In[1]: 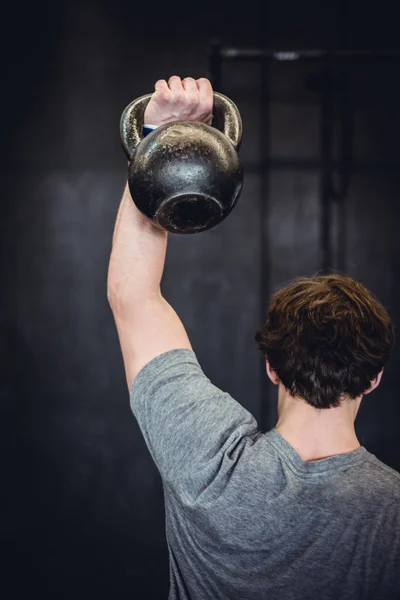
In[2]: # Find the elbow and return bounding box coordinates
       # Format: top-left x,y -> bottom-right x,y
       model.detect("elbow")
107,262 -> 135,314
107,275 -> 134,315
107,283 -> 163,319
107,286 -> 120,313
107,283 -> 136,317
107,287 -> 125,318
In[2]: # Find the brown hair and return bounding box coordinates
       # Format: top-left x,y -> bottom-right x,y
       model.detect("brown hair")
255,274 -> 395,409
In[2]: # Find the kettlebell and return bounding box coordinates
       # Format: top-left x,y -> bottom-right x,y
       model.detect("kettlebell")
120,92 -> 243,234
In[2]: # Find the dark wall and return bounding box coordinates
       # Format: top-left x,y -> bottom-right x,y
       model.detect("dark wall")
1,1 -> 399,598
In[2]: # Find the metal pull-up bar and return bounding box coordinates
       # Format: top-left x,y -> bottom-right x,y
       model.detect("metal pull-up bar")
209,41 -> 400,88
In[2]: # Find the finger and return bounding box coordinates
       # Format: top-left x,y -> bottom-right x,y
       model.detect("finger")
196,77 -> 213,104
168,75 -> 184,94
154,79 -> 169,93
182,77 -> 199,95
153,79 -> 171,103
196,77 -> 214,122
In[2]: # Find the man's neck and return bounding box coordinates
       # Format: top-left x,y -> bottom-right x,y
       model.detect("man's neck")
275,387 -> 362,463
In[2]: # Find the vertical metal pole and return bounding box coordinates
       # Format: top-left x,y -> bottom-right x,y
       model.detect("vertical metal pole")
336,0 -> 352,273
207,39 -> 222,91
258,0 -> 273,432
259,57 -> 273,432
336,77 -> 352,273
320,58 -> 334,272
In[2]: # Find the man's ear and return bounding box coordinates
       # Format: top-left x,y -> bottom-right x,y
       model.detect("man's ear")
266,361 -> 280,385
364,369 -> 384,395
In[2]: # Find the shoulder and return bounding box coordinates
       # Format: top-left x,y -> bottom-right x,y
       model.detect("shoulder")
362,452 -> 400,503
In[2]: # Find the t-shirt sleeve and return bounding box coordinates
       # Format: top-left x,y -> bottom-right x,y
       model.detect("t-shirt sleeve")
130,348 -> 259,485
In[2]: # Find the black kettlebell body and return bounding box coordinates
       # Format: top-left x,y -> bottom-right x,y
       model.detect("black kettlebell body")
120,92 -> 243,234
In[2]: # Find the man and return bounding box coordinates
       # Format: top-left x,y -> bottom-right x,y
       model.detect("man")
108,76 -> 400,600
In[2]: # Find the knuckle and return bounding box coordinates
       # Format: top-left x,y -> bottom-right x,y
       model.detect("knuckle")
186,94 -> 198,106
156,88 -> 170,102
173,91 -> 186,104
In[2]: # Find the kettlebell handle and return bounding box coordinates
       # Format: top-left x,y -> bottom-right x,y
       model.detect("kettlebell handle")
120,92 -> 242,160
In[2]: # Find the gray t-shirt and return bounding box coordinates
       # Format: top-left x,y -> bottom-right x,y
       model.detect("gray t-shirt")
130,349 -> 400,600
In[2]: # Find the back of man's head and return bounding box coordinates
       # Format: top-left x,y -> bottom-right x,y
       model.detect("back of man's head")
255,274 -> 395,409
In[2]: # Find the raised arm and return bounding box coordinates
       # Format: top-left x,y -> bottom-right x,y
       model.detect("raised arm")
107,76 -> 213,390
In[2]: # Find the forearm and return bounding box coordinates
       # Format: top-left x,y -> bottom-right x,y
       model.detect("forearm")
108,182 -> 168,314
107,77 -> 213,385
